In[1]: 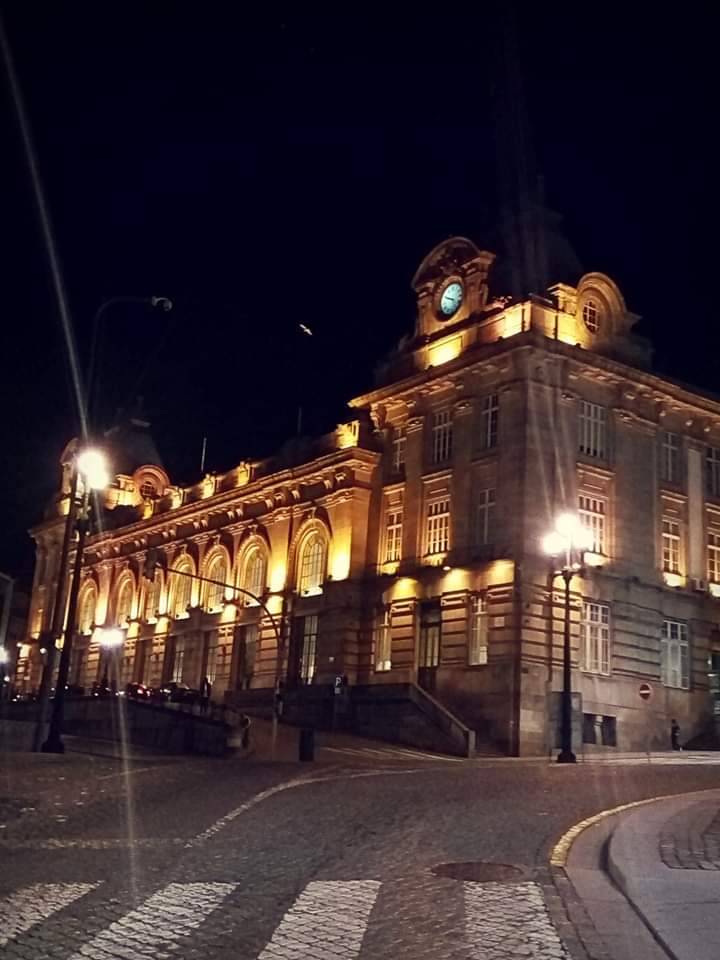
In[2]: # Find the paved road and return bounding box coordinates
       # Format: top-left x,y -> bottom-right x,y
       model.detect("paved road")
3,743 -> 720,959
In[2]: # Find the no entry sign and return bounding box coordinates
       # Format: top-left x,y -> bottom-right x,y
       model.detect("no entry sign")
639,683 -> 652,701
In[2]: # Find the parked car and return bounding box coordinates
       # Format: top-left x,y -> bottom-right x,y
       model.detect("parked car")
149,682 -> 200,705
125,682 -> 151,701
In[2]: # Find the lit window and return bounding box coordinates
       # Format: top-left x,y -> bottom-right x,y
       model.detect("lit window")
468,595 -> 488,665
475,488 -> 495,547
171,560 -> 193,618
662,519 -> 681,574
579,401 -> 607,459
660,432 -> 681,484
391,427 -> 406,474
139,479 -> 157,499
243,548 -> 267,602
709,532 -> 720,584
384,509 -> 403,563
426,498 -> 450,555
115,579 -> 133,626
206,556 -> 227,611
205,631 -> 218,683
172,636 -> 185,684
581,602 -> 610,674
374,608 -> 392,671
298,533 -> 327,595
661,620 -> 689,689
432,410 -> 453,464
707,447 -> 720,498
479,394 -> 499,451
582,299 -> 600,333
78,586 -> 96,635
145,573 -> 161,621
579,494 -> 606,554
297,614 -> 318,684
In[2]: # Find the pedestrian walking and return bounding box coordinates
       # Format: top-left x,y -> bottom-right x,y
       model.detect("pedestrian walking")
200,675 -> 212,715
671,718 -> 681,751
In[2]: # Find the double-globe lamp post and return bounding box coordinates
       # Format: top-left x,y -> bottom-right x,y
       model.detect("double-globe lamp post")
542,513 -> 592,764
39,448 -> 110,754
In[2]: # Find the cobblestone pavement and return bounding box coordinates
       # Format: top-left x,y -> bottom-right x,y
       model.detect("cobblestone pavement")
3,747 -> 720,958
659,797 -> 720,869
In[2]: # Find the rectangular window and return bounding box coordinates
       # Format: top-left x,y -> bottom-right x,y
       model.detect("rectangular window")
300,614 -> 318,685
205,632 -> 218,684
391,427 -> 406,474
662,518 -> 681,574
474,488 -> 496,547
426,498 -> 450,555
384,509 -> 403,563
432,410 -> 453,464
661,620 -> 689,689
709,531 -> 720,583
468,595 -> 488,665
479,394 -> 499,450
660,432 -> 681,484
374,608 -> 392,672
707,447 -> 720,498
579,401 -> 607,459
172,637 -> 185,683
579,494 -> 606,554
581,602 -> 610,674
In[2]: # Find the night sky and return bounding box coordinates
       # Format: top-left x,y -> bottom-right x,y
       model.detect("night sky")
1,4 -> 718,583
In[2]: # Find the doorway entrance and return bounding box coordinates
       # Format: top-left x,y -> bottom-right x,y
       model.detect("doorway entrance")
418,601 -> 440,694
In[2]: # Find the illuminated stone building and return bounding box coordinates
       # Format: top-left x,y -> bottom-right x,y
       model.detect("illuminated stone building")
21,237 -> 720,754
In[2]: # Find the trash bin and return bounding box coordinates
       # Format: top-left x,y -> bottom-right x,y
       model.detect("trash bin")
299,727 -> 315,762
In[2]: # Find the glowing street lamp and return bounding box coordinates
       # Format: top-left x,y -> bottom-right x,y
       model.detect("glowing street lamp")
39,447 -> 111,753
543,513 -> 591,764
98,628 -> 124,695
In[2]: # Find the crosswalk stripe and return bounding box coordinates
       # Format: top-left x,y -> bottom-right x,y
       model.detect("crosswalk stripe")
0,882 -> 98,946
66,882 -> 235,959
464,881 -> 568,958
257,879 -> 380,959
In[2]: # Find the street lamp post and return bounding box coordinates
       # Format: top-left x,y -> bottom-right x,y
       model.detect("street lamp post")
542,513 -> 592,764
40,448 -> 110,754
0,647 -> 9,701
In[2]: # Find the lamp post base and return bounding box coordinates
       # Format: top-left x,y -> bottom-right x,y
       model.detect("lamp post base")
557,749 -> 577,764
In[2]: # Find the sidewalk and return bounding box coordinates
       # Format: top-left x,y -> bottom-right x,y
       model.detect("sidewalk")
608,790 -> 720,960
563,788 -> 720,960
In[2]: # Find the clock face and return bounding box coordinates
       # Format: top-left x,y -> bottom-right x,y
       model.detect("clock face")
439,281 -> 463,318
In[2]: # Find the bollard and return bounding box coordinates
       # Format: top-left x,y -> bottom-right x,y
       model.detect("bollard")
299,727 -> 315,762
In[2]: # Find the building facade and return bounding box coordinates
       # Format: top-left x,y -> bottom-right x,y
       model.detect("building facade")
20,236 -> 720,754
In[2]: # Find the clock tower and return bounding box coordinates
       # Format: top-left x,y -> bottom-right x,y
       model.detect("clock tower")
412,236 -> 495,339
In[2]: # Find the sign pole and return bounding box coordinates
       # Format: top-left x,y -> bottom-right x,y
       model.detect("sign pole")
638,682 -> 653,763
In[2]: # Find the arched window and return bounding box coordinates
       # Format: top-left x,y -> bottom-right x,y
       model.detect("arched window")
144,573 -> 161,621
78,584 -> 96,635
139,479 -> 157,499
242,547 -> 267,603
298,532 -> 327,595
206,554 -> 228,611
171,558 -> 193,618
116,578 -> 133,626
582,299 -> 600,333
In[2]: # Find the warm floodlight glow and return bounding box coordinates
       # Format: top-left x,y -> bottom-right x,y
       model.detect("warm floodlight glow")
98,627 -> 123,649
542,531 -> 566,557
77,448 -> 110,490
0,648 -> 8,664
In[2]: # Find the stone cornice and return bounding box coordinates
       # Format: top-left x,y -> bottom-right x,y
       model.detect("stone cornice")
84,447 -> 380,552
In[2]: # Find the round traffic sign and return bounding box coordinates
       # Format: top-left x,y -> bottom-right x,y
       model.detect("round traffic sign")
639,682 -> 652,701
